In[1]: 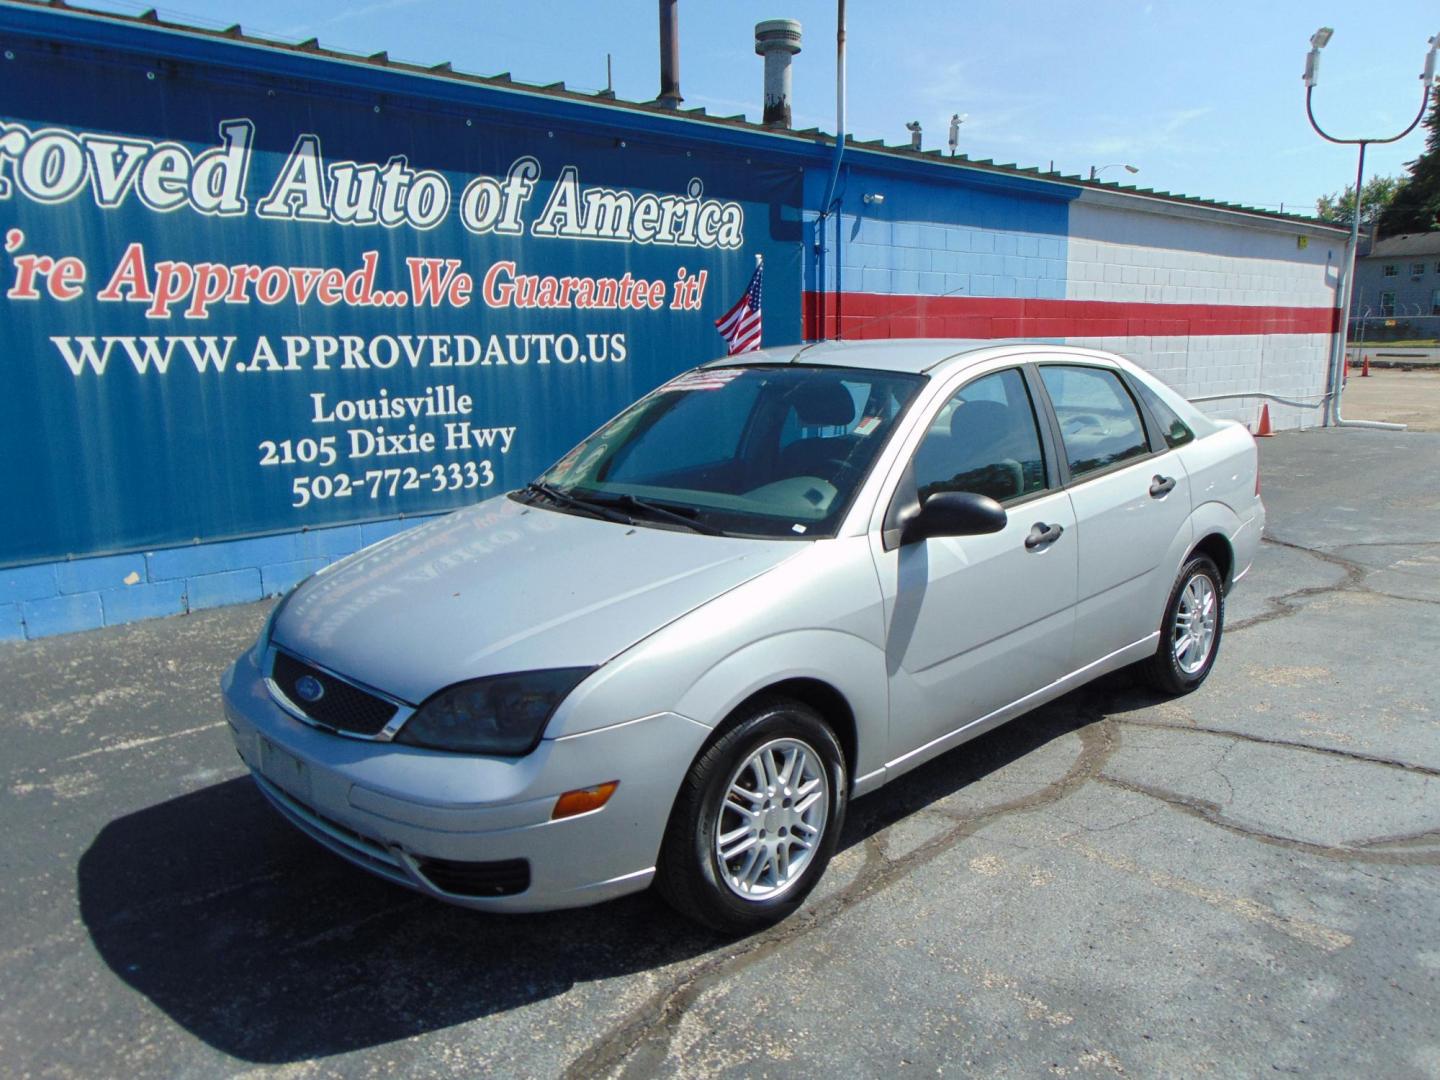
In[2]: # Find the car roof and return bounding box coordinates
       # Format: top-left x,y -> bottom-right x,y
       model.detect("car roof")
697,339 -> 1223,437
704,339 -> 1124,376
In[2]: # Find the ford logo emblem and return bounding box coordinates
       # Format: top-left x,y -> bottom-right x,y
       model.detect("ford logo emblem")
294,674 -> 325,703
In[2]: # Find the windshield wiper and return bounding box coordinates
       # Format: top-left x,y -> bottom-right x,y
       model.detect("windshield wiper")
605,493 -> 726,536
522,482 -> 632,525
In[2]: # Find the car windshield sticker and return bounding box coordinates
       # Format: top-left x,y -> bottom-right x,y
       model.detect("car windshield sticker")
854,415 -> 882,436
658,368 -> 746,392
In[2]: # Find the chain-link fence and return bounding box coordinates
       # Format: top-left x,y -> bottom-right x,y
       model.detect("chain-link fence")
1349,308 -> 1440,344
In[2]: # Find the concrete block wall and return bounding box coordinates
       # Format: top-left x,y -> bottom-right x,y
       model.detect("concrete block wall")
1065,197 -> 1341,431
802,166 -> 1074,340
839,217 -> 1067,311
0,517 -> 427,642
1063,239 -> 1332,308
803,166 -> 1344,436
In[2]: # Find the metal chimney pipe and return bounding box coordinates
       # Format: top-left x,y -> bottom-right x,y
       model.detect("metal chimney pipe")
658,0 -> 682,108
755,19 -> 802,128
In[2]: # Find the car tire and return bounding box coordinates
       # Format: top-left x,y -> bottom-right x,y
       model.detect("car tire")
655,697 -> 846,935
1144,554 -> 1225,695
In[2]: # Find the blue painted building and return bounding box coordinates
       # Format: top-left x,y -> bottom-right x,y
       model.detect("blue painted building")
0,0 -> 1346,639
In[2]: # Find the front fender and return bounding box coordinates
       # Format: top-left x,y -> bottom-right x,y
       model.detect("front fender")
669,628 -> 890,785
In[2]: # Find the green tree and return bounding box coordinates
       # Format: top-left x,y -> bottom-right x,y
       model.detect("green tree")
1378,97 -> 1440,234
1315,175 -> 1399,227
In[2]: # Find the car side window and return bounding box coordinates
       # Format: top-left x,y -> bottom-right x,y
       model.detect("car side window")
1040,365 -> 1150,478
911,368 -> 1047,504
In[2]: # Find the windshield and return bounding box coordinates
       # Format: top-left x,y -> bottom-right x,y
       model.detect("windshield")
530,365 -> 926,538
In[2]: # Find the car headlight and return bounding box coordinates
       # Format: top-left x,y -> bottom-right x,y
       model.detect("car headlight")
395,668 -> 595,755
249,602 -> 282,667
248,580 -> 306,667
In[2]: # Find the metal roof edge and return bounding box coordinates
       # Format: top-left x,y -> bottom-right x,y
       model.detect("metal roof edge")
0,0 -> 825,159
1074,186 -> 1349,237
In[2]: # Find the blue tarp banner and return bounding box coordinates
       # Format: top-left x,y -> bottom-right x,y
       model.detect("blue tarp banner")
0,25 -> 802,565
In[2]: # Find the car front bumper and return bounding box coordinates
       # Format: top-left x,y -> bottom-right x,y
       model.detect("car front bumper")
220,649 -> 710,913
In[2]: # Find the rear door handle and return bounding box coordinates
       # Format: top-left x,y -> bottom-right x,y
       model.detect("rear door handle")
1025,522 -> 1064,550
1149,474 -> 1176,498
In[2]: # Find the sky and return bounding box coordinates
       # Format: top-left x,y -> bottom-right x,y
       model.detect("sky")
74,0 -> 1440,216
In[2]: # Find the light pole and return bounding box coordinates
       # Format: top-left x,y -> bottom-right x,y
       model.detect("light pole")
1088,163 -> 1138,180
1304,26 -> 1438,427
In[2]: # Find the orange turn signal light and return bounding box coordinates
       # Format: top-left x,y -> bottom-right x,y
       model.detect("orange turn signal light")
551,781 -> 619,820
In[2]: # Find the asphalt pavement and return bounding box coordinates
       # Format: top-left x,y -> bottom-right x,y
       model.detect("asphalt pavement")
1341,368 -> 1440,431
2,427 -> 1438,1079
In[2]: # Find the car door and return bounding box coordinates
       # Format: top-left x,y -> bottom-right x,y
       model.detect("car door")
870,366 -> 1078,769
1036,363 -> 1192,666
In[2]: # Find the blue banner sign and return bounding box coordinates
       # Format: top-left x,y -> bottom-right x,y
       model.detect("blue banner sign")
0,28 -> 801,565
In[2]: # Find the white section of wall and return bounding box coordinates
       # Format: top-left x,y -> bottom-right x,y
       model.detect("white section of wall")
1067,204 -> 1338,307
1066,198 -> 1341,431
1066,332 -> 1332,431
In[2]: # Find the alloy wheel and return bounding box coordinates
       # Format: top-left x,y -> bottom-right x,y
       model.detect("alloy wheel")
1173,573 -> 1218,675
714,737 -> 829,900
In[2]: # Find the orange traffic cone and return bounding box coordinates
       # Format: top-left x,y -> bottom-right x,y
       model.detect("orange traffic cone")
1361,355 -> 1371,377
1343,358 -> 1350,383
1255,402 -> 1274,438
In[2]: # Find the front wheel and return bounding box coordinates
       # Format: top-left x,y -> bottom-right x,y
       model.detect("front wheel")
656,698 -> 846,934
1144,554 -> 1224,695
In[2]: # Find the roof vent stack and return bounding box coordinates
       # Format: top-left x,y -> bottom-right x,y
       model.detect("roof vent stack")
657,0 -> 682,108
755,19 -> 802,128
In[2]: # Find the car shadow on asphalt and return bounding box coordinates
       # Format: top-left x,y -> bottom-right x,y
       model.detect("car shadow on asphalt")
76,673 -> 1154,1064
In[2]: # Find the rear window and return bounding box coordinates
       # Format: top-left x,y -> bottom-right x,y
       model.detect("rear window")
1131,378 -> 1195,449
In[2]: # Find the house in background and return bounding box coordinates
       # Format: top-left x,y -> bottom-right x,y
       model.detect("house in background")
1350,232 -> 1440,340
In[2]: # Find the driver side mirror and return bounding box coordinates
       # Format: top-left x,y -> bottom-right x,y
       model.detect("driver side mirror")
900,491 -> 1008,545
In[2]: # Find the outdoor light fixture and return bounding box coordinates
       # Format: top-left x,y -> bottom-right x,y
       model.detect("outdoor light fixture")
1303,26 -> 1333,88
863,192 -> 885,205
906,120 -> 921,150
1303,25 -> 1435,429
1088,163 -> 1139,180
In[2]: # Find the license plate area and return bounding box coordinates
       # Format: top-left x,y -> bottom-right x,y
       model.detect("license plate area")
260,737 -> 312,803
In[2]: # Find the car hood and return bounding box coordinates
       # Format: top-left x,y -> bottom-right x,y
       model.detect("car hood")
271,495 -> 799,703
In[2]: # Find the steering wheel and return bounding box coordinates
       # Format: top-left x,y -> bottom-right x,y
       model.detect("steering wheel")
823,457 -> 863,481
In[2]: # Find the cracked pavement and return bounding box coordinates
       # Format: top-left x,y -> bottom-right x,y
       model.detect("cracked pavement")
2,427 -> 1438,1078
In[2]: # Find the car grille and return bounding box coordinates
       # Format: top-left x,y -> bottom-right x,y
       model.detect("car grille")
413,856 -> 531,897
271,650 -> 398,736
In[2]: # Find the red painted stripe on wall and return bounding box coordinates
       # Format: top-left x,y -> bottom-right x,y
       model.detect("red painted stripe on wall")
801,292 -> 1341,341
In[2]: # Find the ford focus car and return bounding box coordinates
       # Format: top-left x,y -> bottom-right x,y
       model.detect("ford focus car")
221,340 -> 1263,933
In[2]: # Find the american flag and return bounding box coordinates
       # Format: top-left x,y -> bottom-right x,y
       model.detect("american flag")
714,259 -> 763,355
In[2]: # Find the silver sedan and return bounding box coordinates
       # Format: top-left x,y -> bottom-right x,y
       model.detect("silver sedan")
221,341 -> 1263,933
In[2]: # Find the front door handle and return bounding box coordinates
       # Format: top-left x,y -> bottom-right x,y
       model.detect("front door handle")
1025,522 -> 1064,550
1149,474 -> 1176,498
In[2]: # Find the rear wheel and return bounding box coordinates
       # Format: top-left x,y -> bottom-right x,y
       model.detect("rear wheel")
656,697 -> 845,934
1144,554 -> 1224,695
